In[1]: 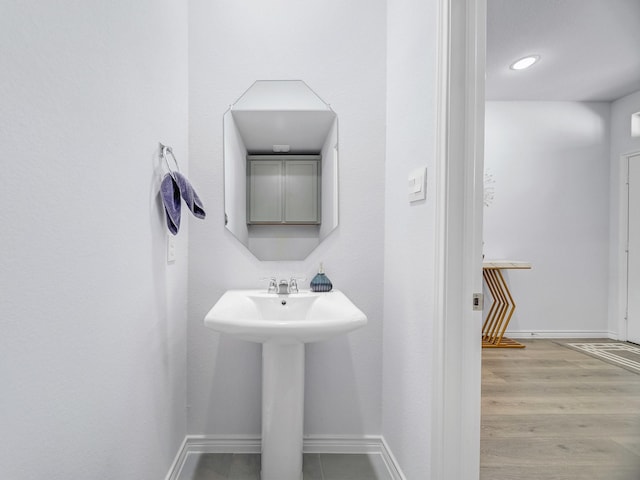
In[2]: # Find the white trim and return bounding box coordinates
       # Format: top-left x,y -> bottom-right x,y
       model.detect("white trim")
178,434 -> 262,453
431,0 -> 448,471
303,435 -> 406,480
164,435 -> 406,480
431,0 -> 450,473
617,153 -> 630,341
608,330 -> 623,341
617,151 -> 640,342
432,0 -> 485,479
164,436 -> 188,480
302,434 -> 392,454
380,436 -> 407,480
164,435 -> 263,480
506,330 -> 614,339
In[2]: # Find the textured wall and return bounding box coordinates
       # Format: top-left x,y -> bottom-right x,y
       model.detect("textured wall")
187,0 -> 386,436
382,0 -> 440,477
484,101 -> 611,336
0,2 -> 189,478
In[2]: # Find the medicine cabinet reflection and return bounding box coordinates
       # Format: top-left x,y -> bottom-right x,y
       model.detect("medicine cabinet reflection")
223,80 -> 339,260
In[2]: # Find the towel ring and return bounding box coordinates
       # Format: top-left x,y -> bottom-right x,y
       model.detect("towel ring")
160,143 -> 180,179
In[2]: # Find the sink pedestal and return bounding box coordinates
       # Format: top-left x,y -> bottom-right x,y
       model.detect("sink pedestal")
261,342 -> 305,480
204,289 -> 368,480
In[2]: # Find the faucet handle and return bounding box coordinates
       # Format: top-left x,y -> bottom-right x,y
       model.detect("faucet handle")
288,276 -> 306,294
260,277 -> 278,293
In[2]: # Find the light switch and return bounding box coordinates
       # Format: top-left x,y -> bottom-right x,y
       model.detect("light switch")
408,167 -> 427,202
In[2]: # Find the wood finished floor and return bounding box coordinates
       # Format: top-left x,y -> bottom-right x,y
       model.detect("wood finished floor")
481,339 -> 640,480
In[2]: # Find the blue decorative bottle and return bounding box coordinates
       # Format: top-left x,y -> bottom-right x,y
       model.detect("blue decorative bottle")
310,262 -> 333,292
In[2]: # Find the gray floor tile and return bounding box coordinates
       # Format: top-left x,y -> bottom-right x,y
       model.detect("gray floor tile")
228,454 -> 260,480
181,452 -> 393,480
302,453 -> 323,480
320,453 -> 390,480
190,453 -> 232,480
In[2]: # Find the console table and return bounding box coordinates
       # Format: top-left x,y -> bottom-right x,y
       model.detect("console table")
482,261 -> 532,348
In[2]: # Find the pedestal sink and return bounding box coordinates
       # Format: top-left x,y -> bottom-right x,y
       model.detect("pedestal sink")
204,289 -> 367,480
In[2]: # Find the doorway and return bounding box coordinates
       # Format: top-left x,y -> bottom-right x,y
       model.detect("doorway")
626,153 -> 640,343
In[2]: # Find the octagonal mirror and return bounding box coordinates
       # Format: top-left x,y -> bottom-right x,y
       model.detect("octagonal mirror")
223,80 -> 339,260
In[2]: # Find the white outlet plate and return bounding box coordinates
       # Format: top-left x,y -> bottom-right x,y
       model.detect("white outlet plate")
167,234 -> 176,263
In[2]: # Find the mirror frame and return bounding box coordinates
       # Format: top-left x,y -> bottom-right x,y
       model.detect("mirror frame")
223,80 -> 339,260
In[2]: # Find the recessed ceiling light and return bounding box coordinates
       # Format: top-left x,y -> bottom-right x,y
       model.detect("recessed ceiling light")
510,55 -> 540,71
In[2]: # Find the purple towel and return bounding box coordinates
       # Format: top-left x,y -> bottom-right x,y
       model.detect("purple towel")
160,171 -> 206,235
161,174 -> 181,235
174,171 -> 206,219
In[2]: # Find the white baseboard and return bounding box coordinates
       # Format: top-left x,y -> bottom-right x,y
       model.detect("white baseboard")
302,435 -> 405,480
164,436 -> 188,480
165,434 -> 406,480
608,331 -> 622,341
379,436 -> 406,480
506,330 -> 613,339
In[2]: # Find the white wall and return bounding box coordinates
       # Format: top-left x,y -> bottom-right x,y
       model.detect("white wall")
609,90 -> 640,336
0,3 -> 189,479
188,0 -> 386,437
382,0 -> 440,477
484,102 -> 610,336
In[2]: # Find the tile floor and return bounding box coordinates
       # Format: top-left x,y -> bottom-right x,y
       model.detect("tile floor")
178,452 -> 392,480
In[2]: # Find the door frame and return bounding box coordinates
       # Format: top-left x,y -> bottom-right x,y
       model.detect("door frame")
617,151 -> 640,341
431,0 -> 486,478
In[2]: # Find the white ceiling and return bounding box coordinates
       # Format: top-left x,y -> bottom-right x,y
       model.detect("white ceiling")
232,110 -> 336,154
231,81 -> 336,154
486,0 -> 640,101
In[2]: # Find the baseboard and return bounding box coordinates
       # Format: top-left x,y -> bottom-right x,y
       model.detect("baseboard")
379,436 -> 407,480
607,331 -> 622,340
164,436 -> 188,480
165,434 -> 406,480
506,330 -> 612,339
302,435 -> 406,480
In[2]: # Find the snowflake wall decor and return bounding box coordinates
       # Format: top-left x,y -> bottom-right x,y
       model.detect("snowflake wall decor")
484,170 -> 495,207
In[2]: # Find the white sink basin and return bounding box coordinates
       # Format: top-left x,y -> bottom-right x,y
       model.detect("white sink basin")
204,289 -> 367,344
204,288 -> 366,480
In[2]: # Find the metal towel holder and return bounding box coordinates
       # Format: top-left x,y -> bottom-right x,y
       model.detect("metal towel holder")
160,143 -> 180,180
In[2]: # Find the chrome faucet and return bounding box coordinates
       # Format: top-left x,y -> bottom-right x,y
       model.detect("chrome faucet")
265,277 -> 278,294
284,277 -> 305,294
263,276 -> 305,294
277,279 -> 290,294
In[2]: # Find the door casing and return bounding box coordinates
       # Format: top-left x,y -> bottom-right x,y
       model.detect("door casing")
431,0 -> 485,478
618,152 -> 640,342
